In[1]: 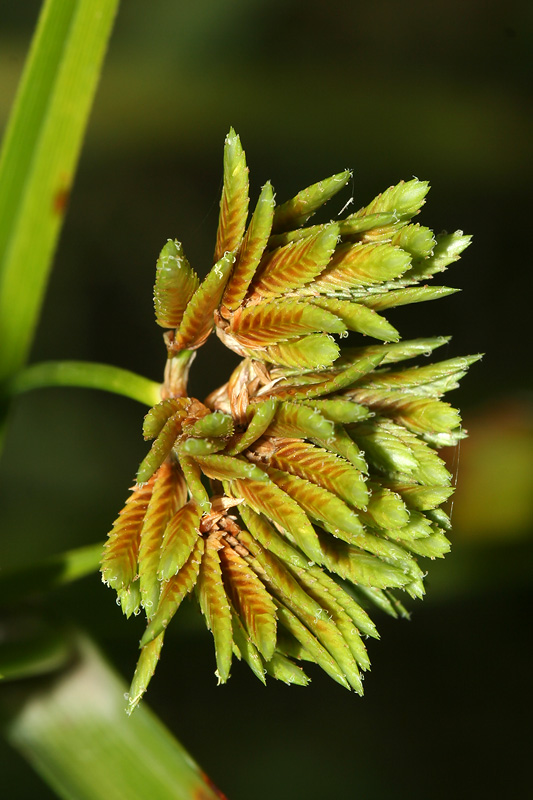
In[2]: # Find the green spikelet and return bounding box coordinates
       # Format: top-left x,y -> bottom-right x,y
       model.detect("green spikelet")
102,130 -> 478,706
272,170 -> 351,232
197,535 -> 233,683
214,128 -> 249,262
153,239 -> 199,329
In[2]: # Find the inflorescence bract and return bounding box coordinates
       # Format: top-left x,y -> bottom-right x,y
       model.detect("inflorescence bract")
101,129 -> 479,712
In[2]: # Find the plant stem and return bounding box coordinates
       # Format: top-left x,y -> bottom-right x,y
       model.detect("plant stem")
7,361 -> 161,407
0,633 -> 227,800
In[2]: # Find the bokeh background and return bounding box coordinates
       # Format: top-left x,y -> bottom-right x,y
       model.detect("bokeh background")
1,1 -> 532,797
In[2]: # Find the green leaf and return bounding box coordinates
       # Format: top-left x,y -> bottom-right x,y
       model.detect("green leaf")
261,352 -> 384,402
400,530 -> 451,559
197,536 -> 233,683
309,571 -> 379,639
338,211 -> 399,236
237,504 -> 309,569
390,421 -> 452,486
261,331 -> 353,369
311,297 -> 399,342
153,239 -> 199,329
251,224 -> 339,298
222,181 -> 275,311
175,250 -> 235,350
0,0 -> 119,386
229,298 -> 345,346
238,506 -> 374,639
158,500 -> 202,581
426,507 -> 452,531
272,170 -> 351,232
346,388 -> 462,435
214,127 -> 249,262
349,419 -> 419,476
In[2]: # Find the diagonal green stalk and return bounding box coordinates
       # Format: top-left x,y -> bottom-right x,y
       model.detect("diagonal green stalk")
6,361 -> 161,407
0,0 -> 120,385
0,633 -> 226,800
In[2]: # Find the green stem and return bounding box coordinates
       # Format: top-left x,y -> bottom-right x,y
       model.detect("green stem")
7,360 -> 161,407
0,0 -> 120,384
0,633 -> 226,800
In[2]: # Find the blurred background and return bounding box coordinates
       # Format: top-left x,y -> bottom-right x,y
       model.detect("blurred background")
1,1 -> 532,797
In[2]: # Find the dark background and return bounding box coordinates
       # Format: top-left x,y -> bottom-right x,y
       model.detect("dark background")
1,1 -> 532,797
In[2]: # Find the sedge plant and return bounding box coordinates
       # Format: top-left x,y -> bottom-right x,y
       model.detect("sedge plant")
0,4 -> 478,796
101,129 -> 480,712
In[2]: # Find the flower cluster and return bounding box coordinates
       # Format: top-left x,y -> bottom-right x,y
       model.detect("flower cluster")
101,129 -> 478,711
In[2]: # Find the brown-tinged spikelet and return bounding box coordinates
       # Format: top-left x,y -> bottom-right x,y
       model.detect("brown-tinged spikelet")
101,130 -> 480,713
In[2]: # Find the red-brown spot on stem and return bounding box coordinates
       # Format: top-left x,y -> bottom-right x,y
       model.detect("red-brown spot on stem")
53,186 -> 71,215
194,771 -> 228,800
